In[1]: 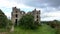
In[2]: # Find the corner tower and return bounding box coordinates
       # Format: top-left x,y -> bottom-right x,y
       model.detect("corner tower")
11,7 -> 25,26
11,7 -> 20,25
32,9 -> 40,23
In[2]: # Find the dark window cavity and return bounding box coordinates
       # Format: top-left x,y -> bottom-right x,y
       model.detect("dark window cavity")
15,19 -> 17,25
15,14 -> 18,18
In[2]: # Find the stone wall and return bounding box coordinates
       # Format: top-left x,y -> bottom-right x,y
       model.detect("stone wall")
11,7 -> 41,25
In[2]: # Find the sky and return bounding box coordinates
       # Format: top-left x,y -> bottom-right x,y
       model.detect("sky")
0,0 -> 60,21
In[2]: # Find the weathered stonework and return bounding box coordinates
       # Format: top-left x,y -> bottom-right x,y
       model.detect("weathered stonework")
11,7 -> 41,25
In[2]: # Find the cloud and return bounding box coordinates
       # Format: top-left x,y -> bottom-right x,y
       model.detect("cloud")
16,0 -> 60,12
21,0 -> 47,8
41,11 -> 60,21
0,0 -> 60,21
0,0 -> 39,18
21,0 -> 60,8
45,0 -> 60,8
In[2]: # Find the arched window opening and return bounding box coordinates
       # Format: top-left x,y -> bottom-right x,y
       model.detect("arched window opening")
37,15 -> 38,18
15,14 -> 18,18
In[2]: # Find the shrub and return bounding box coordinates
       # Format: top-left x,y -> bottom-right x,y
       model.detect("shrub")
18,14 -> 39,30
0,9 -> 12,29
0,9 -> 8,28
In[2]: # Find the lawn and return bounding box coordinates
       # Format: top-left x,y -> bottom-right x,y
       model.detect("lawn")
8,24 -> 56,34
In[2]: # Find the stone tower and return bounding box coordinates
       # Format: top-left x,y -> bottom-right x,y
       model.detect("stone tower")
11,7 -> 40,25
11,7 -> 25,25
32,9 -> 40,23
27,9 -> 40,23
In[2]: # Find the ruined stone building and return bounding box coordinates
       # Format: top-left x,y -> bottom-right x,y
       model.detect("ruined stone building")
11,7 -> 40,25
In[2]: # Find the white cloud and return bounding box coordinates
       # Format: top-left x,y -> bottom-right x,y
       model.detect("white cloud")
0,0 -> 38,19
43,11 -> 60,17
1,0 -> 60,21
0,0 -> 36,9
41,11 -> 60,21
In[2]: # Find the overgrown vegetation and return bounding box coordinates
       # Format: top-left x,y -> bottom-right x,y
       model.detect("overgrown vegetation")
0,9 -> 8,28
0,9 -> 12,31
41,20 -> 60,34
18,14 -> 39,30
8,24 -> 56,34
0,9 -> 60,34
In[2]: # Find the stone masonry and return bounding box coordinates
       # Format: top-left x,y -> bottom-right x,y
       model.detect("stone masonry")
11,7 -> 40,25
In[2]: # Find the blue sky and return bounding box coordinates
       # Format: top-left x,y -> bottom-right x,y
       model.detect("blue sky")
0,0 -> 60,21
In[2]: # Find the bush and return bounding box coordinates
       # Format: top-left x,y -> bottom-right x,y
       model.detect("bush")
6,20 -> 13,31
18,14 -> 39,30
0,9 -> 8,28
0,9 -> 12,29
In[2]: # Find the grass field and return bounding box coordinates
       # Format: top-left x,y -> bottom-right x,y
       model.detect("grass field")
8,24 -> 56,34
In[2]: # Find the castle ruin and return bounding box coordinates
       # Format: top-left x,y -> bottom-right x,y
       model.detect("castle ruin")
11,7 -> 40,25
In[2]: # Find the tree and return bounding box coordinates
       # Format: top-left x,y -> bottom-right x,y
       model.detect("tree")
54,20 -> 60,34
0,9 -> 7,28
18,14 -> 39,29
0,9 -> 12,28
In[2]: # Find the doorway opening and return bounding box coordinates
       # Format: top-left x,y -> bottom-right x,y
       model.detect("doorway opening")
15,19 -> 17,26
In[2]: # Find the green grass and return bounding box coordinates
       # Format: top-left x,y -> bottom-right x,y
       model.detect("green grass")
0,28 -> 8,32
8,24 -> 56,34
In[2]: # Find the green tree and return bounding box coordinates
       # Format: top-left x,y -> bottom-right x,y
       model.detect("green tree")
18,14 -> 39,29
54,20 -> 60,34
0,9 -> 8,28
0,9 -> 12,28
